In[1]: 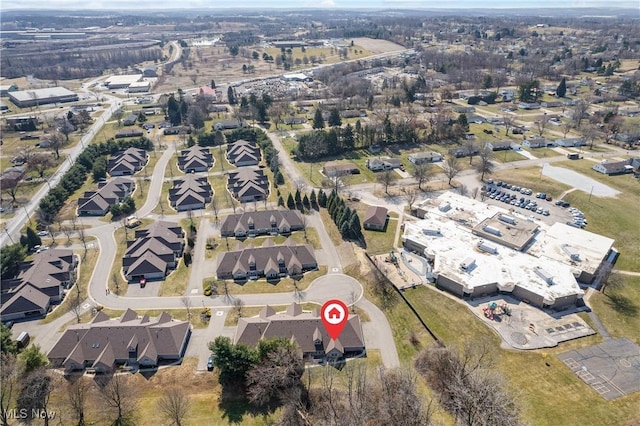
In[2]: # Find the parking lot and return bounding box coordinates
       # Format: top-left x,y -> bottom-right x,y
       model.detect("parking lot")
481,179 -> 574,226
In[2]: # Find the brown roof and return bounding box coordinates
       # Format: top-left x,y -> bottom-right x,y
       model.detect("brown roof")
47,310 -> 190,370
220,209 -> 304,237
234,303 -> 364,355
363,206 -> 388,227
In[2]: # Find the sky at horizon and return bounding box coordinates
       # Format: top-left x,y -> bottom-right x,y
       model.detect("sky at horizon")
1,0 -> 638,11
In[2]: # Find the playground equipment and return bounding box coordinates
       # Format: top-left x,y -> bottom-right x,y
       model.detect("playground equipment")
483,302 -> 512,320
385,250 -> 399,267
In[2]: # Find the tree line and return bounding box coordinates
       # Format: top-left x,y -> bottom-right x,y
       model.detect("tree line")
37,137 -> 152,225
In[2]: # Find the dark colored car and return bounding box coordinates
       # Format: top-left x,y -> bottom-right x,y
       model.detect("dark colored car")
207,354 -> 214,371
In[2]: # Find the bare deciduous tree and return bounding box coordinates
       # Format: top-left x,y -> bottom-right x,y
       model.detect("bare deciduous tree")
412,163 -> 432,191
69,291 -> 82,324
377,170 -> 394,194
232,297 -> 245,318
1,353 -> 22,426
181,296 -> 192,320
97,373 -> 137,426
66,376 -> 92,426
535,113 -> 550,136
476,147 -> 496,182
502,113 -> 514,136
157,387 -> 190,426
443,155 -> 461,186
17,368 -> 55,426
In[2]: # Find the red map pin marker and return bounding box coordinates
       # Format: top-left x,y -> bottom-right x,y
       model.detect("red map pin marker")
321,299 -> 349,341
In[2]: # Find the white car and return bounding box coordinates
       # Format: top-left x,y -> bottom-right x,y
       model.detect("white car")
37,231 -> 48,237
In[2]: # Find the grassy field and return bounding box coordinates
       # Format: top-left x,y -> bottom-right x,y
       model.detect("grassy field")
522,146 -> 559,158
402,285 -> 639,426
495,149 -> 528,163
589,276 -> 640,345
554,159 -> 640,272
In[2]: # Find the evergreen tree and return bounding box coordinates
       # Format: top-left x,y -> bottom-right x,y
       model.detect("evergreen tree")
227,87 -> 236,105
318,189 -> 327,207
23,227 -> 41,251
310,189 -> 318,209
211,79 -> 216,89
340,221 -> 350,238
349,212 -> 363,241
457,113 -> 469,131
278,196 -> 285,207
302,194 -> 310,211
294,189 -> 302,208
328,108 -> 342,127
275,171 -> 284,185
287,193 -> 295,210
343,124 -> 355,149
327,196 -> 336,216
312,108 -> 325,129
556,77 -> 567,98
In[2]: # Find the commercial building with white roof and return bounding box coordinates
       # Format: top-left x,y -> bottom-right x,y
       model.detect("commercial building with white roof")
105,74 -> 142,89
8,87 -> 78,108
403,193 -> 617,310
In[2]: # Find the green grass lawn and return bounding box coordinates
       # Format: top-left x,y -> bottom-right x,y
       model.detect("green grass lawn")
522,146 -> 559,158
402,285 -> 639,426
495,149 -> 528,163
555,160 -> 640,271
589,276 -> 640,345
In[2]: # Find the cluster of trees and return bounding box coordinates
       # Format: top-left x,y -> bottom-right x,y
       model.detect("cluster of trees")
321,189 -> 364,244
38,137 -> 151,224
414,342 -> 522,426
209,336 -> 436,425
1,42 -> 162,80
108,197 -> 136,219
282,188 -> 312,212
295,128 -> 353,161
467,92 -> 499,105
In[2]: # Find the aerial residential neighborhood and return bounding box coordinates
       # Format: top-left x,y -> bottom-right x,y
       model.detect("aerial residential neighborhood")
0,4 -> 639,426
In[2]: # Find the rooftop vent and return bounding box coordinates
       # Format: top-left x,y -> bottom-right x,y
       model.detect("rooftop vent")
483,225 -> 502,236
534,267 -> 554,285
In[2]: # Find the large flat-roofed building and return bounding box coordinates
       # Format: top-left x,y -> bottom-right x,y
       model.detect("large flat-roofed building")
472,213 -> 539,251
528,223 -> 617,284
105,74 -> 142,89
8,87 -> 78,108
402,193 -> 616,310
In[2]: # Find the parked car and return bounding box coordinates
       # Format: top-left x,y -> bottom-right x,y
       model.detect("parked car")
207,354 -> 215,371
37,230 -> 48,236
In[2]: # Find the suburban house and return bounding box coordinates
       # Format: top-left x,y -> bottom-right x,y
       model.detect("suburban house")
208,105 -> 228,113
592,159 -> 635,175
449,146 -> 481,158
168,175 -> 213,211
196,86 -> 218,100
341,109 -> 367,118
0,250 -> 77,321
177,146 -> 214,173
408,152 -> 443,164
227,168 -> 270,202
216,238 -> 317,280
555,137 -> 586,147
366,157 -> 401,171
214,119 -> 246,131
47,309 -> 191,373
485,141 -> 512,151
220,210 -> 304,238
0,166 -> 26,185
234,303 -> 365,363
115,129 -> 144,139
122,222 -> 184,282
77,178 -> 136,216
107,148 -> 147,176
363,206 -> 389,231
523,137 -> 548,148
518,102 -> 541,110
227,139 -> 262,167
163,126 -> 192,135
284,117 -> 306,125
322,162 -> 360,178
123,114 -> 138,126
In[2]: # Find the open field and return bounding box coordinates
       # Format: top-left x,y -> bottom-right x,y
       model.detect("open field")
589,276 -> 640,345
403,284 -> 639,426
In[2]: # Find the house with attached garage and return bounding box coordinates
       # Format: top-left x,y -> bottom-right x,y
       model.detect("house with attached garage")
107,148 -> 147,176
0,249 -> 77,321
322,161 -> 360,177
555,137 -> 585,147
366,157 -> 401,171
168,175 -> 213,211
227,168 -> 270,202
234,303 -> 365,363
592,159 -> 635,175
408,152 -> 442,164
226,139 -> 262,167
122,222 -> 184,282
220,209 -> 304,238
177,146 -> 214,173
363,206 -> 388,231
47,309 -> 191,373
216,238 -> 317,281
77,178 -> 135,216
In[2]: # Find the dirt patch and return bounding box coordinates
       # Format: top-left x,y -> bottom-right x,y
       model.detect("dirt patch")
351,37 -> 406,54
